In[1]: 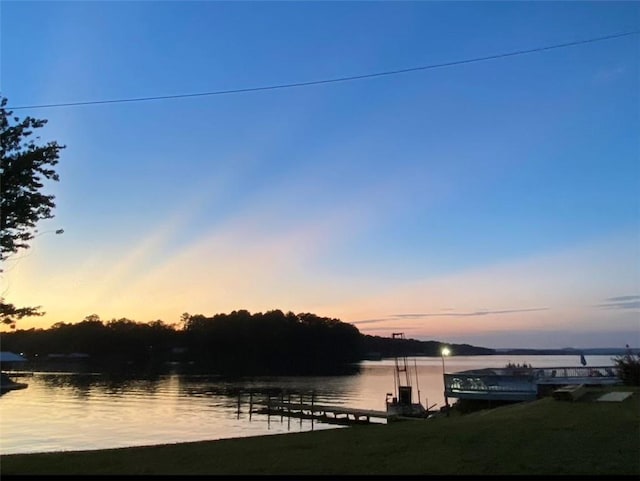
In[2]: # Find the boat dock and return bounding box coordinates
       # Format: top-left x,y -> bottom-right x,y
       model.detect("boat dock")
255,399 -> 388,424
237,391 -> 390,425
444,365 -> 619,402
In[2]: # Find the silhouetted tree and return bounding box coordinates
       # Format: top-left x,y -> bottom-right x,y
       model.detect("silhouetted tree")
1,96 -> 65,327
178,310 -> 361,375
0,309 -> 495,375
613,351 -> 640,386
0,301 -> 43,328
359,334 -> 494,357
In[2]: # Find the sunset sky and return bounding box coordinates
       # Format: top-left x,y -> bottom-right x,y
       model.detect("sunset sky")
1,1 -> 638,349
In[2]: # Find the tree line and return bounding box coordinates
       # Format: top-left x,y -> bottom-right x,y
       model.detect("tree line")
0,310 -> 494,375
0,95 -> 495,374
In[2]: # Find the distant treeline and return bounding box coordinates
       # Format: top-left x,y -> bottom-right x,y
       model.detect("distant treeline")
0,310 -> 494,375
359,334 -> 494,358
496,348 -> 640,356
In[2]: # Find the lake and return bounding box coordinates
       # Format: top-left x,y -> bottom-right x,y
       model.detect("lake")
0,354 -> 616,455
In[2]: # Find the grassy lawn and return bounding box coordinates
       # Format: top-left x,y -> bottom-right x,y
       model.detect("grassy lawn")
2,386 -> 638,475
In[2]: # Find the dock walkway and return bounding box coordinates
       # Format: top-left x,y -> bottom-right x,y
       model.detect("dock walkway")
252,398 -> 388,424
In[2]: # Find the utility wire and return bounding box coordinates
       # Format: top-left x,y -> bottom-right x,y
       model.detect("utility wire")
8,29 -> 639,111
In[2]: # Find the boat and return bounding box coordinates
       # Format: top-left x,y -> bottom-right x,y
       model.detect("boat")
385,333 -> 429,419
0,371 -> 28,393
0,352 -> 29,393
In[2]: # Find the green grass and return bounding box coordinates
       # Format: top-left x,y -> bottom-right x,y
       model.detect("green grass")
2,386 -> 638,475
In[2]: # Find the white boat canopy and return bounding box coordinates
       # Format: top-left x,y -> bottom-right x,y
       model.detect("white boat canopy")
0,352 -> 27,362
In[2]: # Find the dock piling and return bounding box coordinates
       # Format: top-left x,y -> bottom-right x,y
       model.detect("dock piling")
280,391 -> 284,423
267,393 -> 271,429
300,392 -> 303,427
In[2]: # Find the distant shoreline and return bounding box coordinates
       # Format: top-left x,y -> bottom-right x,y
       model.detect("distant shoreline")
491,348 -> 639,356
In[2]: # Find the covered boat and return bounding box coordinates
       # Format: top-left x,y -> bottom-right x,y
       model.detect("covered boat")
0,371 -> 28,393
0,351 -> 29,393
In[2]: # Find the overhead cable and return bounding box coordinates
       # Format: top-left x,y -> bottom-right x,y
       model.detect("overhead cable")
7,29 -> 639,111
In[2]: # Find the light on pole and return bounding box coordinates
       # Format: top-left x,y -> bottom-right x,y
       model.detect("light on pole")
441,346 -> 450,414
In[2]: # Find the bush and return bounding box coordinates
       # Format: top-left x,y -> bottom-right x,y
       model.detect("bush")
613,352 -> 640,386
452,398 -> 520,414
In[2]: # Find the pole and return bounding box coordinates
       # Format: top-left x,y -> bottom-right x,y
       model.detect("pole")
441,352 -> 450,416
267,394 -> 271,429
414,359 -> 421,406
280,391 -> 284,423
311,391 -> 315,430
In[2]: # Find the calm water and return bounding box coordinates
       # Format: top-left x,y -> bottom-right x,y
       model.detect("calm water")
0,355 -> 616,454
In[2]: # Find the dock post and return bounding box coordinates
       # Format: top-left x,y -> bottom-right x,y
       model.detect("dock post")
280,391 -> 284,423
237,392 -> 241,419
267,393 -> 271,429
311,391 -> 315,430
249,391 -> 253,421
300,392 -> 303,427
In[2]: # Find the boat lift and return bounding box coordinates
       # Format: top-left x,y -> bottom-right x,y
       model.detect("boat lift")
385,333 -> 430,418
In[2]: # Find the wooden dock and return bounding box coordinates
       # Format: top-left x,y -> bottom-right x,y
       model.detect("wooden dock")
251,397 -> 388,424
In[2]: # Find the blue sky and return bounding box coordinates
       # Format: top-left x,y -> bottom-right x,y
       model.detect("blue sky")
1,1 -> 638,349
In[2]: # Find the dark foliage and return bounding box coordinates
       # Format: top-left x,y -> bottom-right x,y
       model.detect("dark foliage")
1,315 -> 178,373
0,311 -> 362,375
182,310 -> 361,375
452,398 -> 520,414
0,310 -> 495,375
0,310 -> 494,376
359,334 -> 495,358
0,96 -> 65,327
0,301 -> 44,326
613,352 -> 640,386
505,362 -> 532,369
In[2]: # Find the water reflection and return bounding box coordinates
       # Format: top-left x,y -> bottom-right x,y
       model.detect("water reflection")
0,371 -> 360,455
0,355 -> 615,455
37,373 -> 168,399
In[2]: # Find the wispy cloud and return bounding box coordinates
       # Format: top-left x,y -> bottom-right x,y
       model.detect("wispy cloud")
605,295 -> 640,302
594,66 -> 627,84
596,295 -> 640,310
352,307 -> 549,325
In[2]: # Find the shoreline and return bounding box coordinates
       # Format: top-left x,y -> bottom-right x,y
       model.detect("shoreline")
2,386 -> 638,475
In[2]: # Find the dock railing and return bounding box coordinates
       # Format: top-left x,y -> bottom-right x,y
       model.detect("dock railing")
236,389 -> 388,426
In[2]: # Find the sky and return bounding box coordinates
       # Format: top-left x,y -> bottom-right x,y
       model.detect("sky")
0,1 -> 638,349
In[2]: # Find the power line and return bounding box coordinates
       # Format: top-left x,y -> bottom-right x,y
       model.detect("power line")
8,29 -> 639,111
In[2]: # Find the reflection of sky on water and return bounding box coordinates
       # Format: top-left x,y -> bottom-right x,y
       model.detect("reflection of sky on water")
0,372 -> 353,455
0,355 -> 616,454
